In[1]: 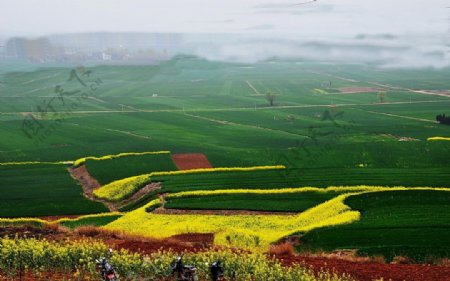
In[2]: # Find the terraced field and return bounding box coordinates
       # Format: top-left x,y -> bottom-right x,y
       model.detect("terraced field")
0,163 -> 107,217
84,152 -> 177,185
299,190 -> 450,262
165,191 -> 345,212
153,167 -> 450,193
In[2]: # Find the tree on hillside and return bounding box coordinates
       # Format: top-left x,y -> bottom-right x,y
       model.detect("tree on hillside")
266,91 -> 276,106
377,91 -> 387,103
436,114 -> 450,125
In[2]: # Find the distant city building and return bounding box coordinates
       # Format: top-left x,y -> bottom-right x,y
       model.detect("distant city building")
5,37 -> 53,62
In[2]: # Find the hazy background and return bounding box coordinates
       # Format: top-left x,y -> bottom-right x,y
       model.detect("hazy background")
0,0 -> 449,67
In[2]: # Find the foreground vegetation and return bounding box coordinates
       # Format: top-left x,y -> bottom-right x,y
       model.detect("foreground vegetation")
0,237 -> 352,281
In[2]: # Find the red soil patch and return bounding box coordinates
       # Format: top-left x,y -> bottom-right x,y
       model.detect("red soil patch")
39,215 -> 81,221
338,87 -> 385,94
171,153 -> 212,170
102,233 -> 214,255
106,237 -> 211,255
278,255 -> 450,281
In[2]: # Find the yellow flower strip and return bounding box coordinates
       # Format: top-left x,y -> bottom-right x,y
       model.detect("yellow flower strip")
93,165 -> 286,201
0,218 -> 48,228
105,192 -> 359,251
73,150 -> 171,166
93,175 -> 151,202
0,213 -> 123,228
0,161 -> 73,166
166,185 -> 450,198
427,136 -> 450,141
56,212 -> 122,224
106,186 -> 450,251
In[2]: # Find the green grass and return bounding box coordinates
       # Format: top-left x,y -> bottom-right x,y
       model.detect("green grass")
165,191 -> 343,212
0,164 -> 108,217
85,153 -> 177,185
154,167 -> 450,193
299,190 -> 450,262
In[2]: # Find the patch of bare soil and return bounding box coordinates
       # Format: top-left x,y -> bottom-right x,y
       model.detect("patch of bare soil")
338,87 -> 385,93
278,254 -> 450,281
68,165 -> 116,211
380,133 -> 420,141
115,182 -> 161,209
171,153 -> 213,170
39,215 -> 81,221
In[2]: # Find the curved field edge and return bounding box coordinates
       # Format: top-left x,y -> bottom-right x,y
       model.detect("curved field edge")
0,151 -> 171,166
73,151 -> 171,166
104,186 -> 450,251
0,212 -> 122,228
0,237 -> 352,281
298,189 -> 450,262
93,165 -> 286,202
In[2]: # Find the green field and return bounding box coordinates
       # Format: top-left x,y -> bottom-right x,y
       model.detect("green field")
153,167 -> 450,194
165,191 -> 344,212
0,164 -> 107,217
299,190 -> 450,262
85,153 -> 177,185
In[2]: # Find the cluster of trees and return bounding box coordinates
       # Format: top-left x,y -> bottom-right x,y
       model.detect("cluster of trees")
436,114 -> 450,125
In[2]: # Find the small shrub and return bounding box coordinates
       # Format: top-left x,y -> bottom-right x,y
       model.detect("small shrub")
269,242 -> 295,256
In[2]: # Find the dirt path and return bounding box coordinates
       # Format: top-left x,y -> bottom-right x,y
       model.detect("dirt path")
352,107 -> 435,123
184,112 -> 308,138
245,80 -> 264,96
106,128 -> 153,140
69,165 -> 162,211
308,71 -> 360,83
115,182 -> 161,209
68,165 -> 117,211
3,99 -> 450,116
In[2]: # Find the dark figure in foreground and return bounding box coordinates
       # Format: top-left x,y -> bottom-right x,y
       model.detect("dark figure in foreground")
171,255 -> 198,281
210,260 -> 225,281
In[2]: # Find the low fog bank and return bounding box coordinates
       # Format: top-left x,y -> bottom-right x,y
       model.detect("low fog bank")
186,34 -> 450,69
1,32 -> 448,69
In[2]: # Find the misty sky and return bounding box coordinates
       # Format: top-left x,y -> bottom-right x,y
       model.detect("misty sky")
0,0 -> 448,37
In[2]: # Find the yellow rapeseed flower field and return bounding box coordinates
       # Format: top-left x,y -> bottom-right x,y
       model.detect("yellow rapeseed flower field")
94,165 -> 286,201
105,192 -> 360,251
105,186 -> 450,251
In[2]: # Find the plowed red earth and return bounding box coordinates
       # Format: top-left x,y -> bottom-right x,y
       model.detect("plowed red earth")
171,153 -> 212,170
278,255 -> 450,281
105,233 -> 214,254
